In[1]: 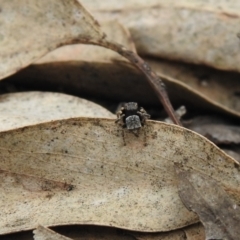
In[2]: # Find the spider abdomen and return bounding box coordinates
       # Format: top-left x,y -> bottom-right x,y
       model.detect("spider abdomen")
125,115 -> 142,130
116,102 -> 150,130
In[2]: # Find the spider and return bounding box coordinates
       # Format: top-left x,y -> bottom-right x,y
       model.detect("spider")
116,102 -> 150,130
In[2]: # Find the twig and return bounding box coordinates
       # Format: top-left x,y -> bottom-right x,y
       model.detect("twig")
96,40 -> 182,126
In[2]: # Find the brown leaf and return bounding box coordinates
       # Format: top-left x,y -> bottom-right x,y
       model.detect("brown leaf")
7,56 -> 240,120
147,59 -> 240,118
4,60 -> 146,105
3,20 -> 148,107
0,119 -> 239,234
1,0 -> 178,124
34,225 -> 73,240
3,20 -> 147,112
82,0 -> 240,71
0,0 -> 105,80
0,92 -> 114,131
79,0 -> 240,14
176,167 -> 240,240
36,21 -> 136,64
183,223 -> 205,240
7,59 -> 240,119
184,116 -> 240,145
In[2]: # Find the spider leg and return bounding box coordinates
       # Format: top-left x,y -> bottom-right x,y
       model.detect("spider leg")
115,112 -> 125,125
115,107 -> 125,121
137,108 -> 150,125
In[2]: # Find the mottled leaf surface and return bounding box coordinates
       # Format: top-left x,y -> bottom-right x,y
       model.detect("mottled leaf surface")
0,92 -> 114,131
148,59 -> 240,118
82,0 -> 240,71
0,0 -> 105,80
176,168 -> 240,240
0,119 -> 239,234
36,21 -> 136,64
184,116 -> 240,145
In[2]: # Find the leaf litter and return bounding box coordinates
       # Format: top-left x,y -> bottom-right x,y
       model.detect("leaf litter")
1,0 -> 240,239
183,116 -> 240,145
0,0 -> 180,124
0,118 -> 239,235
148,59 -> 240,118
176,167 -> 240,240
81,0 -> 240,72
0,91 -> 114,132
6,23 -> 240,120
36,20 -> 137,64
0,0 -> 106,80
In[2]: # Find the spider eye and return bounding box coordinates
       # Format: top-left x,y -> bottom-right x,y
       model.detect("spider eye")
124,102 -> 138,111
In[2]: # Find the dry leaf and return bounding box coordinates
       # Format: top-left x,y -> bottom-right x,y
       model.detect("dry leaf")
79,0 -> 240,14
34,225 -> 73,240
0,0 -> 105,80
6,47 -> 240,119
147,59 -> 240,118
4,60 -> 146,105
0,92 -> 114,131
82,0 -> 240,71
184,116 -> 240,145
5,9 -> 235,119
36,21 -> 136,64
3,20 -> 149,108
183,223 -> 205,240
176,167 -> 240,240
6,60 -> 240,119
1,1 -> 179,124
0,119 -> 239,234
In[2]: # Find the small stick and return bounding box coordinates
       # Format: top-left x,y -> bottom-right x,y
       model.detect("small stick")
95,40 -> 182,126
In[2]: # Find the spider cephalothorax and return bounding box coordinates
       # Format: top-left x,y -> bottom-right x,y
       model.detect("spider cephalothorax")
116,102 -> 150,130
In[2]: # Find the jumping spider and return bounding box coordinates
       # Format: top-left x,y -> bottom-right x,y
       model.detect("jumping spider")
116,102 -> 150,130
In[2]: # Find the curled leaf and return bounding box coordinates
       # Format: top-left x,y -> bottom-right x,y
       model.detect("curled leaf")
0,0 -> 105,80
36,20 -> 136,63
148,59 -> 240,118
82,0 -> 240,71
0,91 -> 114,131
184,116 -> 240,145
176,167 -> 240,240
